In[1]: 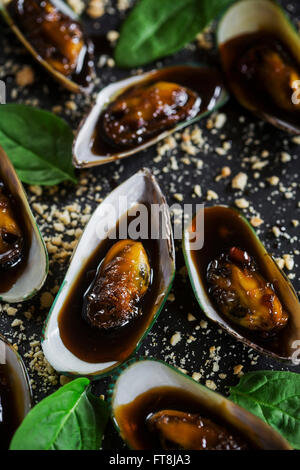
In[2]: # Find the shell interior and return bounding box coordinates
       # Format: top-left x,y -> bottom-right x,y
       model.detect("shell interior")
0,146 -> 48,303
0,334 -> 32,427
42,168 -> 175,378
73,65 -> 229,168
109,358 -> 291,450
218,0 -> 300,46
217,0 -> 300,133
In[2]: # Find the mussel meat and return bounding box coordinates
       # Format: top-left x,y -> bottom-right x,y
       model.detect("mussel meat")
207,247 -> 289,334
0,146 -> 48,302
99,81 -> 201,150
147,409 -> 249,450
183,205 -> 300,361
82,239 -> 151,331
73,65 -> 228,168
218,0 -> 300,134
2,0 -> 94,92
235,37 -> 300,113
110,359 -> 291,449
0,181 -> 24,271
11,0 -> 86,76
43,169 -> 175,377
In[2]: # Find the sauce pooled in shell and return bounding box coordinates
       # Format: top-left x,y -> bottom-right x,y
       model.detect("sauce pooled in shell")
82,239 -> 151,331
147,409 -> 248,450
114,386 -> 252,450
90,66 -> 225,156
0,336 -> 32,450
99,80 -> 201,149
220,32 -> 300,132
0,181 -> 24,271
207,246 -> 288,334
236,39 -> 300,113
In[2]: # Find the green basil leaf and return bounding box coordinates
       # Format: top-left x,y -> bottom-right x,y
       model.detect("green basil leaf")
10,378 -> 110,450
0,104 -> 76,186
114,0 -> 234,68
229,370 -> 300,449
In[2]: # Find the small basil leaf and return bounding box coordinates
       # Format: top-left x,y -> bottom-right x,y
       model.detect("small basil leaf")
10,378 -> 110,450
229,370 -> 300,450
114,0 -> 234,68
0,104 -> 76,186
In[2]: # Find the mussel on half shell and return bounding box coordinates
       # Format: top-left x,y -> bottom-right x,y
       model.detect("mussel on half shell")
73,65 -> 229,168
109,358 -> 291,450
183,205 -> 300,362
1,0 -> 95,93
42,169 -> 175,378
0,146 -> 48,303
218,0 -> 300,133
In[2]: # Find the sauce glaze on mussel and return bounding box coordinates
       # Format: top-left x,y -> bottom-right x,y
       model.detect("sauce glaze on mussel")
2,0 -> 94,92
73,65 -> 228,168
99,81 -> 201,150
147,408 -> 249,450
0,146 -> 48,303
110,359 -> 291,450
0,180 -> 29,295
183,206 -> 300,361
218,0 -> 300,133
57,212 -> 157,365
207,246 -> 288,336
0,180 -> 24,272
82,239 -> 151,331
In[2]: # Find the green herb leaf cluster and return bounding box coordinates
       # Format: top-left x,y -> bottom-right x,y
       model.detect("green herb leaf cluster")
229,370 -> 300,450
0,104 -> 76,186
10,378 -> 109,450
114,0 -> 234,68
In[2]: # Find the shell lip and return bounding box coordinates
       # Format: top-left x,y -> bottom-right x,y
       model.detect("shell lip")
259,110 -> 300,135
217,0 -> 300,135
107,356 -> 292,450
0,146 -> 49,303
0,333 -> 33,415
0,0 -> 95,94
182,204 -> 300,364
72,63 -> 229,169
41,168 -> 175,379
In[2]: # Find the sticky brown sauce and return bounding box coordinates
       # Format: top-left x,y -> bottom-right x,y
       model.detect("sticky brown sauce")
57,210 -> 162,364
0,351 -> 28,449
114,386 -> 252,450
190,206 -> 295,357
0,181 -> 30,294
220,31 -> 300,131
89,33 -> 113,56
9,0 -> 94,88
90,65 -> 225,155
